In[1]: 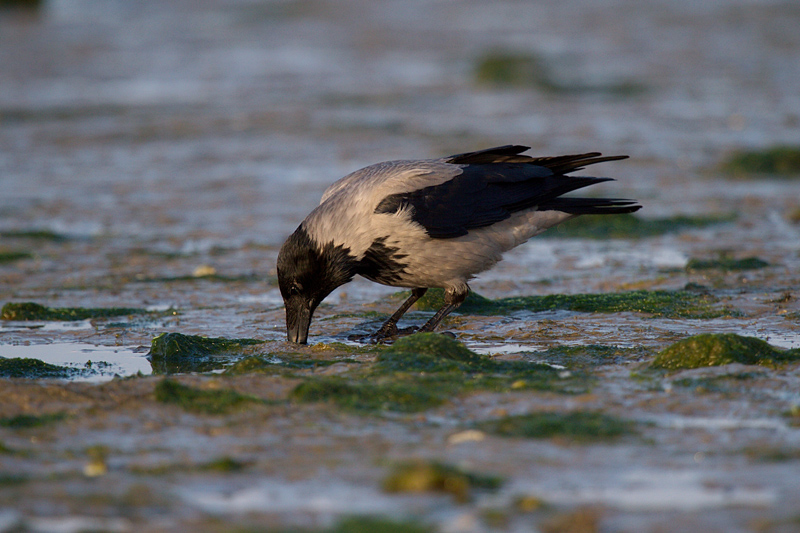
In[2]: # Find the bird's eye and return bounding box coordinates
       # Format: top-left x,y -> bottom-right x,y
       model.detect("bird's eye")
289,283 -> 301,295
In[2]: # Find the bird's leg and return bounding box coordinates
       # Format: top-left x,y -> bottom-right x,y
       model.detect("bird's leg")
417,286 -> 468,333
372,287 -> 428,341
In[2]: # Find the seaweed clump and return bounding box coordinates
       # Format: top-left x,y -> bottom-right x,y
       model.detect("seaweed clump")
478,411 -> 635,442
290,334 -> 571,414
375,333 -> 566,392
148,332 -> 263,374
290,376 -> 445,413
225,354 -> 357,376
0,251 -> 32,264
383,460 -> 503,503
153,379 -> 265,414
722,146 -> 800,178
327,516 -> 435,533
685,256 -> 770,271
403,288 -> 730,319
474,49 -> 644,96
547,212 -> 734,239
0,412 -> 66,429
0,357 -> 77,379
1,302 -> 146,321
651,333 -> 800,370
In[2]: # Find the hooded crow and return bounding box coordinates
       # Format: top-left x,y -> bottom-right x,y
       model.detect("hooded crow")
277,145 -> 641,344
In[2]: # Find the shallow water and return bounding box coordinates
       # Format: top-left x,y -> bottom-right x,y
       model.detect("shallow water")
0,341 -> 150,381
2,0 -> 800,531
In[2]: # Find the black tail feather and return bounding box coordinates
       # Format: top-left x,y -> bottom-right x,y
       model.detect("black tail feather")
445,145 -> 629,174
539,197 -> 642,215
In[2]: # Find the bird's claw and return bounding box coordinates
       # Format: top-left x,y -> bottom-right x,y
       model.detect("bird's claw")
371,325 -> 418,344
349,325 -> 419,345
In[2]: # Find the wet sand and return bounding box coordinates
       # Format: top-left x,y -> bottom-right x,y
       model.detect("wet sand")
2,0 -> 800,531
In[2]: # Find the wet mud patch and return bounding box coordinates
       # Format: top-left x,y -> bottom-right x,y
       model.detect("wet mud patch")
4,0 -> 800,530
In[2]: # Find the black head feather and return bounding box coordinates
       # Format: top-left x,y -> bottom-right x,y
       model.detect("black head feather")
277,226 -> 357,343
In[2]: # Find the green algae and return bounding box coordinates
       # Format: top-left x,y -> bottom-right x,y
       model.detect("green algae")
402,288 -> 730,319
376,334 -> 563,388
291,334 -> 583,414
223,355 -> 287,375
0,0 -> 43,11
685,256 -> 770,271
404,289 -> 495,314
148,332 -> 264,374
533,344 -> 652,370
251,515 -> 435,533
379,333 -> 486,367
547,212 -> 735,239
722,145 -> 800,178
474,50 -> 549,88
224,355 -> 357,375
671,372 -> 765,393
744,447 -> 800,463
290,376 -> 445,413
1,302 -> 147,321
200,456 -> 248,473
0,474 -> 28,487
378,334 -> 575,394
130,456 -> 250,476
0,357 -> 77,379
0,412 -> 66,429
326,516 -> 435,533
478,411 -> 635,442
0,251 -> 32,263
0,230 -> 68,242
651,333 -> 800,370
383,460 -> 503,504
474,49 -> 644,96
153,379 -> 266,414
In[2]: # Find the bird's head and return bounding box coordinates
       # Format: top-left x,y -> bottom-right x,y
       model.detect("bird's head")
276,226 -> 356,344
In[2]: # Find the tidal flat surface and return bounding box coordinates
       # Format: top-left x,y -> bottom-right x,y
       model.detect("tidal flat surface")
2,0 -> 800,531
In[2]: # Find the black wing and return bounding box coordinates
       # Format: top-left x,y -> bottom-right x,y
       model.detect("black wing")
374,146 -> 640,238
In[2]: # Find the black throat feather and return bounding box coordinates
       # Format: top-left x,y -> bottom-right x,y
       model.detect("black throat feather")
357,236 -> 408,285
277,226 -> 358,302
278,226 -> 411,297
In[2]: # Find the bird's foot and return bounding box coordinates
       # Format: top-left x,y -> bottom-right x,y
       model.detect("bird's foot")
368,325 -> 418,344
350,327 -> 455,345
349,324 -> 423,344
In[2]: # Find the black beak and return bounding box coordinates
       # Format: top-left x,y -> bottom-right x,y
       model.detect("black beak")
286,300 -> 313,344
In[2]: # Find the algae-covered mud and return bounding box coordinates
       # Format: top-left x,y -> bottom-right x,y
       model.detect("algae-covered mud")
3,0 -> 800,531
